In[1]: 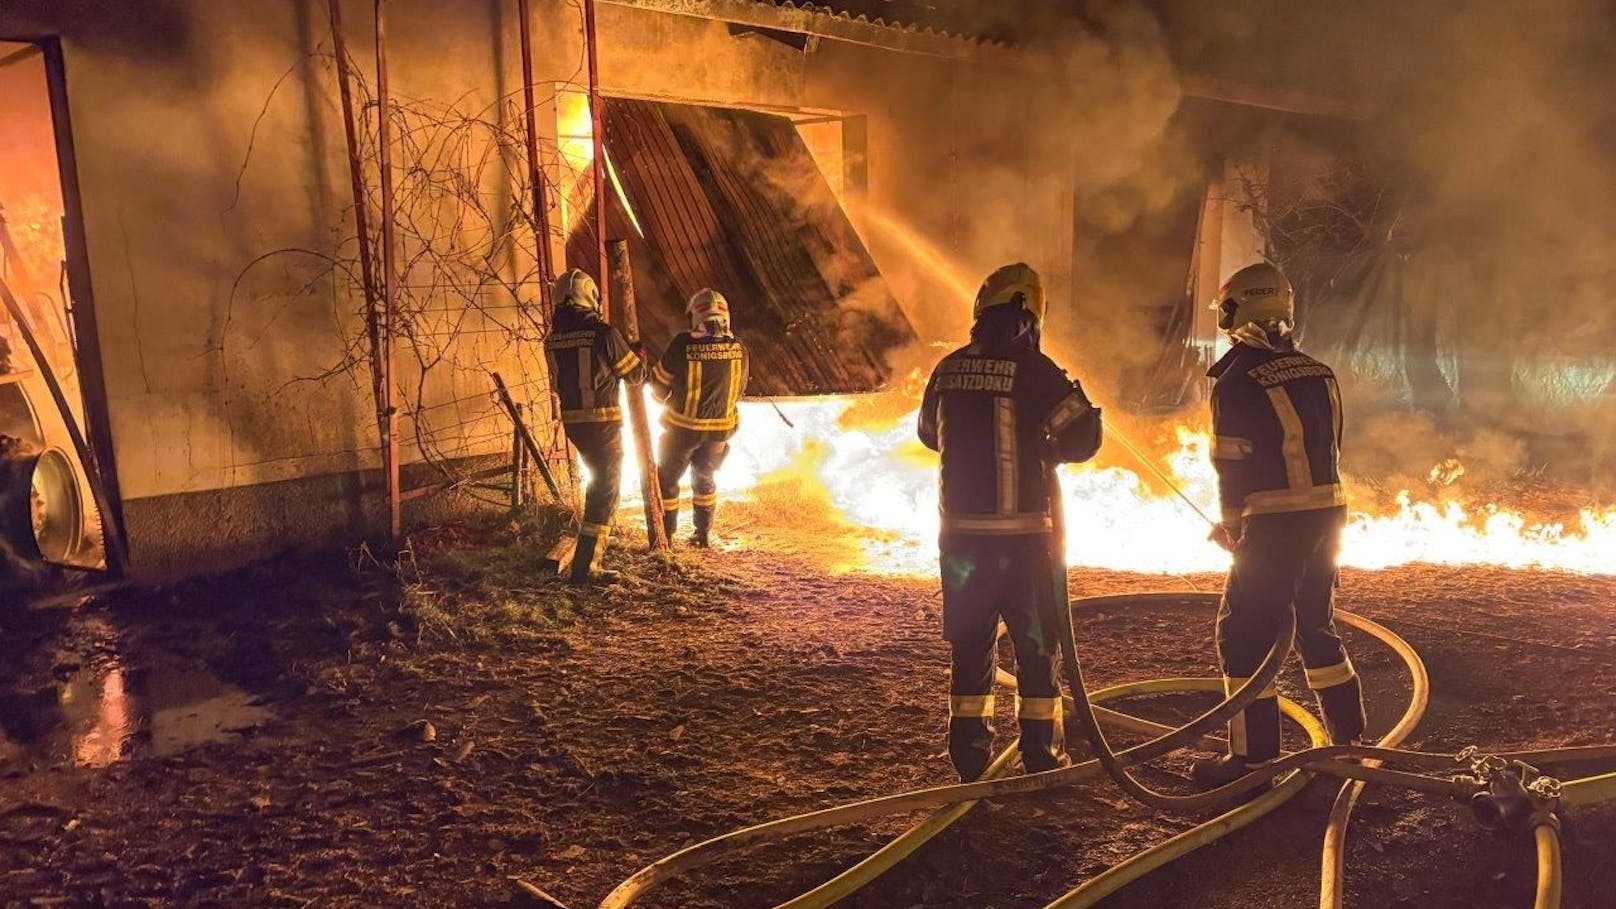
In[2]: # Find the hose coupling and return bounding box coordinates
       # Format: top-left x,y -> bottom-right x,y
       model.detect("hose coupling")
1454,747 -> 1563,834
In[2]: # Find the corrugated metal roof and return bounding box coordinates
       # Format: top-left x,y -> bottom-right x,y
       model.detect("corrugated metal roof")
564,98 -> 916,396
753,0 -> 1014,43
600,0 -> 1007,57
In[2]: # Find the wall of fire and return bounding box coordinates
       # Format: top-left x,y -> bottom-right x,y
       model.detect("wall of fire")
0,1 -> 1075,581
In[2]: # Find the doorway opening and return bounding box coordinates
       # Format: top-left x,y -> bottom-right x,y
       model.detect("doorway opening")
1,38 -> 119,597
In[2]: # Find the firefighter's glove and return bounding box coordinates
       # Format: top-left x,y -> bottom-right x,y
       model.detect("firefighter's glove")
1209,523 -> 1240,553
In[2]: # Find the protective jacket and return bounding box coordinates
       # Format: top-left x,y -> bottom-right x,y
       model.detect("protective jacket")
918,338 -> 1101,536
1208,340 -> 1344,530
1208,336 -> 1363,761
650,331 -> 749,436
544,306 -> 645,426
918,331 -> 1102,781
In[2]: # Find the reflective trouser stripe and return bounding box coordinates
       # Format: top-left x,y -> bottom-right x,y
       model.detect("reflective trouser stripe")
949,694 -> 996,718
580,521 -> 610,538
1016,696 -> 1062,721
1224,675 -> 1279,699
1305,658 -> 1357,690
1226,676 -> 1278,759
692,492 -> 718,507
662,499 -> 684,513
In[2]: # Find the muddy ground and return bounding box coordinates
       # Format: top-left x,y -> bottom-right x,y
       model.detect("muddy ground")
2,501 -> 1615,909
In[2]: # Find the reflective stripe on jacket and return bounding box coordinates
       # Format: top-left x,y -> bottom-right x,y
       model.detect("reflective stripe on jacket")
651,332 -> 749,434
544,306 -> 645,425
1208,341 -> 1345,526
918,339 -> 1101,535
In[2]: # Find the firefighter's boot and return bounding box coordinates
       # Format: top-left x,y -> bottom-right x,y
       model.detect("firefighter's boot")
662,506 -> 679,544
691,505 -> 713,548
1315,676 -> 1367,746
1191,753 -> 1273,790
567,529 -> 618,585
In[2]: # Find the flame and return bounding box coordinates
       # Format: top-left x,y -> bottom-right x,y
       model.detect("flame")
603,389 -> 1616,577
1428,458 -> 1466,488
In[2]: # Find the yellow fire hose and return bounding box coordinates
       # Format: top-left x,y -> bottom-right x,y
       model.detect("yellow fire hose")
1319,606 -> 1430,909
1534,822 -> 1562,909
1561,769 -> 1616,808
596,594 -> 1439,909
590,475 -> 1616,908
598,674 -> 1319,909
593,590 -> 1616,909
1042,607 -> 1428,909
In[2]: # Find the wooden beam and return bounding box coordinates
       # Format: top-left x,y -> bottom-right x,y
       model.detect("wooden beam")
607,240 -> 667,550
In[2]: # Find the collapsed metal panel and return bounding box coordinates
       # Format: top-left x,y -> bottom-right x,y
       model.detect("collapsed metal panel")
567,97 -> 916,396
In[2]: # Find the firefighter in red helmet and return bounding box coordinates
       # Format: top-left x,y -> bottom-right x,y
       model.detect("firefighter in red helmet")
918,263 -> 1102,782
543,268 -> 646,584
651,288 -> 750,547
1193,261 -> 1367,787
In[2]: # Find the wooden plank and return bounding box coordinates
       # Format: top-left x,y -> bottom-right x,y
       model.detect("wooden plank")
608,240 -> 668,550
397,463 -> 515,504
491,372 -> 568,505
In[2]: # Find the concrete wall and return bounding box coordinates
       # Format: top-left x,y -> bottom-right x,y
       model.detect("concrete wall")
0,1 -> 1077,578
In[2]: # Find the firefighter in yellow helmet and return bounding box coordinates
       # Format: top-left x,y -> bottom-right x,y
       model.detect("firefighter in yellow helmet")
650,289 -> 750,547
543,268 -> 646,584
917,263 -> 1102,781
1194,261 -> 1366,787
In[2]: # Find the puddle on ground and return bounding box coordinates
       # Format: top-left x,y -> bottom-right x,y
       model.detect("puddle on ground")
0,661 -> 275,768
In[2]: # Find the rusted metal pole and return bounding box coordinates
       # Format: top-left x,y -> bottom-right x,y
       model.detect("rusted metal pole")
375,0 -> 402,540
516,0 -> 555,307
491,372 -> 567,504
326,0 -> 389,456
582,0 -> 610,312
607,240 -> 667,550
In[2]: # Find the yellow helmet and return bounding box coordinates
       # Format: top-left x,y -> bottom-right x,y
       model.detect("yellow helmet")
686,288 -> 731,333
1212,262 -> 1293,331
553,268 -> 601,313
973,262 -> 1047,326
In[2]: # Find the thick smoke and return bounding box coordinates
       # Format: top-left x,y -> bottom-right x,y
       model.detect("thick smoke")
1164,0 -> 1616,487
841,2 -> 1197,403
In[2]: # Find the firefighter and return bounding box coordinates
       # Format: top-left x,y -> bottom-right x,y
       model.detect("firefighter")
543,268 -> 646,584
650,289 -> 749,547
1193,261 -> 1367,787
917,263 -> 1103,782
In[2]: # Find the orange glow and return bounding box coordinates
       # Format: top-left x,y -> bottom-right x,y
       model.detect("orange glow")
601,387 -> 1616,577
